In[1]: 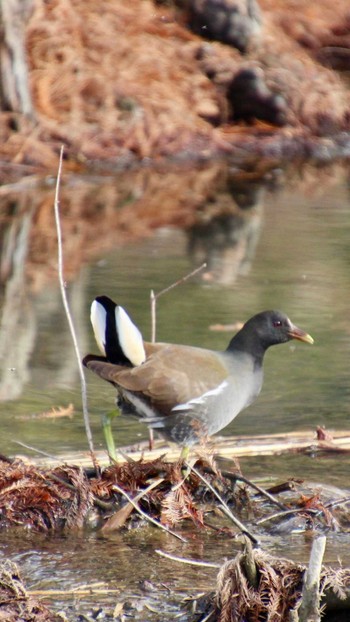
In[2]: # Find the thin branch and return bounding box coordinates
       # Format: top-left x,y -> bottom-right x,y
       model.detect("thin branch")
102,478 -> 164,531
156,549 -> 220,568
204,466 -> 287,511
155,262 -> 207,300
187,463 -> 259,545
255,506 -> 319,526
324,496 -> 350,510
112,483 -> 187,543
13,440 -> 64,462
148,263 -> 206,446
150,288 -> 156,344
150,262 -> 206,342
54,146 -> 95,461
235,473 -> 287,511
30,586 -> 119,596
197,610 -> 217,622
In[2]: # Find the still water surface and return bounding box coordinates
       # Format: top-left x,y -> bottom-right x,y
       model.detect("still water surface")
0,160 -> 350,617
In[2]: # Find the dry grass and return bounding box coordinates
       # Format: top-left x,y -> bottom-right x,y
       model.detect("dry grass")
1,0 -> 350,170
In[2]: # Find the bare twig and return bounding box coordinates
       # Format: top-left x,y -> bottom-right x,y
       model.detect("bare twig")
255,506 -> 319,526
187,463 -> 259,545
150,288 -> 156,344
54,146 -> 95,461
324,496 -> 350,510
156,549 -> 220,568
13,440 -> 64,462
148,263 -> 206,448
204,466 -> 287,511
235,473 -> 287,510
30,586 -> 119,596
198,610 -> 217,622
102,478 -> 164,532
112,482 -> 187,543
150,263 -> 206,342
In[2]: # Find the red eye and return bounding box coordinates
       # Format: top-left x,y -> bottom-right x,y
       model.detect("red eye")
273,320 -> 282,328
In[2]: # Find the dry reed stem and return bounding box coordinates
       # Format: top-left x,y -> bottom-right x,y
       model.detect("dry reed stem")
13,440 -> 64,463
188,463 -> 259,545
111,482 -> 187,543
150,262 -> 206,342
156,549 -> 220,569
53,145 -> 95,461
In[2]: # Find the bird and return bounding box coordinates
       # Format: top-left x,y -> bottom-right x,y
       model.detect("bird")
83,296 -> 313,450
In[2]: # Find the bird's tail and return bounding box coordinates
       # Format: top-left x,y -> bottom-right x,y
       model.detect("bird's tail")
90,295 -> 146,367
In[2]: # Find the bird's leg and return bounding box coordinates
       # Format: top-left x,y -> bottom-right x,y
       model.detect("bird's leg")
180,445 -> 190,462
102,409 -> 120,461
170,447 -> 193,489
179,445 -> 191,478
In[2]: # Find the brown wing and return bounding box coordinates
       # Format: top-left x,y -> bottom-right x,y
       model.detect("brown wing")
84,342 -> 228,415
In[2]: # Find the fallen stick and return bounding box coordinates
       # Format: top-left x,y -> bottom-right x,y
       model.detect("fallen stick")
188,462 -> 259,545
298,535 -> 326,622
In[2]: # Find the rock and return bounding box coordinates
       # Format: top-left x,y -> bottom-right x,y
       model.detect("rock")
189,0 -> 263,53
227,67 -> 288,125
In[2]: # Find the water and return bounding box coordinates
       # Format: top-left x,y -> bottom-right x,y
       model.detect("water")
1,160 -> 350,617
1,161 -> 350,454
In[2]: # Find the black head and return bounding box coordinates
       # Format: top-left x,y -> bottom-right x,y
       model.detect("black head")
228,310 -> 313,357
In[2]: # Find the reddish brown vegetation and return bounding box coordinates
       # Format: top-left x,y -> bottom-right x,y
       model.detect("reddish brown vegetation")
0,560 -> 62,622
1,454 -> 349,533
1,0 -> 350,171
0,459 -> 92,530
204,547 -> 350,622
1,453 -> 350,620
266,0 -> 350,69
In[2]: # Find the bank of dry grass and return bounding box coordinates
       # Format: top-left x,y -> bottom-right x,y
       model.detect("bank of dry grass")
1,0 -> 350,171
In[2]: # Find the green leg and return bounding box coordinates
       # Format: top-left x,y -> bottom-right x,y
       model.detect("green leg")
102,409 -> 120,461
180,445 -> 190,462
180,445 -> 191,478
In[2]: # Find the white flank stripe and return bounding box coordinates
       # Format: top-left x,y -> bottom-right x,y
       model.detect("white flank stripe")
116,306 -> 146,366
124,391 -> 156,420
172,380 -> 229,412
91,300 -> 107,356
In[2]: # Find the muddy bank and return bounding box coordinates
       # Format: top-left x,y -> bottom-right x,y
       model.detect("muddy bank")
1,0 -> 350,174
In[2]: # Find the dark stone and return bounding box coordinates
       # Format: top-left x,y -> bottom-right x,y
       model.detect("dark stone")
189,0 -> 262,53
227,67 -> 288,126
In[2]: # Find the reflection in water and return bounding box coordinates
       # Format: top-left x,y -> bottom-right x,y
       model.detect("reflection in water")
0,165 -> 265,403
188,176 -> 264,284
0,160 -> 350,447
1,161 -> 350,620
0,203 -> 35,401
0,196 -> 89,402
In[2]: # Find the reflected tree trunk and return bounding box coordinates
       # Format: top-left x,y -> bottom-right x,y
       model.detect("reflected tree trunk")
0,206 -> 36,401
38,269 -> 90,389
0,0 -> 34,116
57,269 -> 90,388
